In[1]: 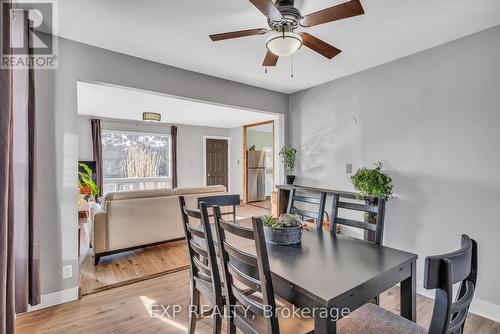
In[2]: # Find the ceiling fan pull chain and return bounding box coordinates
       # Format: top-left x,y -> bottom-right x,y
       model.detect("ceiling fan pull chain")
291,55 -> 294,78
265,67 -> 268,74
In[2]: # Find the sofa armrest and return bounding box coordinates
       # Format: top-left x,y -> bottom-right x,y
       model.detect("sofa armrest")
91,204 -> 108,254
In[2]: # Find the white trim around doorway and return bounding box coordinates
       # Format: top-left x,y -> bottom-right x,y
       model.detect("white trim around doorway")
202,136 -> 231,193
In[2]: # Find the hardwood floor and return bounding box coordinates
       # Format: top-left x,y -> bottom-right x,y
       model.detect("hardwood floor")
18,269 -> 500,334
80,240 -> 189,295
247,198 -> 272,210
80,203 -> 271,295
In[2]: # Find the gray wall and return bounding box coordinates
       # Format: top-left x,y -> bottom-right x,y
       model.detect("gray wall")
289,25 -> 500,316
35,35 -> 288,297
229,127 -> 244,196
78,118 -> 229,188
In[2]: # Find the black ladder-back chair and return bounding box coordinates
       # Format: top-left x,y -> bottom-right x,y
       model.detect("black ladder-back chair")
329,193 -> 386,245
179,196 -> 224,334
198,194 -> 240,223
287,188 -> 327,231
213,208 -> 279,334
337,234 -> 477,334
329,194 -> 386,305
424,234 -> 478,334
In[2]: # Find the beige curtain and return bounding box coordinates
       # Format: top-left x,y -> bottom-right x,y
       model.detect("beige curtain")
1,4 -> 41,333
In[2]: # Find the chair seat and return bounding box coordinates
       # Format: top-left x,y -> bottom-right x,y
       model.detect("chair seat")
337,304 -> 427,334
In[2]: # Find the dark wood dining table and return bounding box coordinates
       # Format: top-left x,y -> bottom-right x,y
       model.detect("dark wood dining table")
213,218 -> 418,334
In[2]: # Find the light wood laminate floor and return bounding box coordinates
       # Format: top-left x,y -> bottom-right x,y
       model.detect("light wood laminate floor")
80,203 -> 270,295
18,269 -> 500,334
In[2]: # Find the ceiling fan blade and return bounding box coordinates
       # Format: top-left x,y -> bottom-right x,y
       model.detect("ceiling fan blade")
301,0 -> 364,27
249,0 -> 283,21
209,28 -> 268,41
300,33 -> 341,59
262,50 -> 279,66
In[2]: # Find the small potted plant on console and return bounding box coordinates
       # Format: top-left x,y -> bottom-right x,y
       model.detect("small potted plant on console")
279,145 -> 297,185
261,213 -> 308,245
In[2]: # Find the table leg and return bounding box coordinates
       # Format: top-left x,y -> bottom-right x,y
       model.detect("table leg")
400,260 -> 416,322
314,313 -> 337,334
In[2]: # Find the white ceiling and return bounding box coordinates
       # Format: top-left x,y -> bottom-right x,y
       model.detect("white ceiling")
77,82 -> 277,128
56,0 -> 500,93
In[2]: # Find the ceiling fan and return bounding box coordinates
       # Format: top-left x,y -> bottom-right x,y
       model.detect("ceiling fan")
209,0 -> 365,67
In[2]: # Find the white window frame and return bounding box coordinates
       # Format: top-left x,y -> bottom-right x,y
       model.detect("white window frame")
101,129 -> 172,191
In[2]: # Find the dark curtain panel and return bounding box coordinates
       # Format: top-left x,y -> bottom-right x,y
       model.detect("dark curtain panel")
171,126 -> 178,188
91,119 -> 103,196
0,2 -> 16,333
1,5 -> 40,334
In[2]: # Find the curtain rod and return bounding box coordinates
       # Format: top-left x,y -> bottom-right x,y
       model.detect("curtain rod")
80,116 -> 174,128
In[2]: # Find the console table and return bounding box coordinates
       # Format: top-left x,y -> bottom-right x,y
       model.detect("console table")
273,184 -> 385,242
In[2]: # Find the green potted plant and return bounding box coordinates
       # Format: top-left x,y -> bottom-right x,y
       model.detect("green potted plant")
279,145 -> 297,185
78,162 -> 100,201
261,213 -> 307,245
350,161 -> 393,223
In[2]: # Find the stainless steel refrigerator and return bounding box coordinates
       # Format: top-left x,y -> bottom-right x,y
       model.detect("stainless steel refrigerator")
247,150 -> 266,202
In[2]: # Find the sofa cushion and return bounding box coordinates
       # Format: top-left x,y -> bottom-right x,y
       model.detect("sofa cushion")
104,188 -> 174,202
174,185 -> 226,195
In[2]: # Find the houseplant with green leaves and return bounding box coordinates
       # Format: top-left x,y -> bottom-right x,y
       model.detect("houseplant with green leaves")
78,162 -> 100,201
279,145 -> 297,185
261,213 -> 307,245
350,161 -> 393,223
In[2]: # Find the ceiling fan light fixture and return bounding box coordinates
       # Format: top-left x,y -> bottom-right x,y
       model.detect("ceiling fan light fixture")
142,112 -> 161,122
266,31 -> 302,57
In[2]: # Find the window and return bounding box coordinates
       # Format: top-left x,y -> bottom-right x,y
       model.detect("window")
101,130 -> 171,193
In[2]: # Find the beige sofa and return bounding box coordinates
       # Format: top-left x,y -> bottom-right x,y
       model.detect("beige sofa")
90,185 -> 227,264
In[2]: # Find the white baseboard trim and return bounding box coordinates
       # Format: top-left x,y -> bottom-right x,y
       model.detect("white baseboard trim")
28,287 -> 79,312
416,282 -> 500,324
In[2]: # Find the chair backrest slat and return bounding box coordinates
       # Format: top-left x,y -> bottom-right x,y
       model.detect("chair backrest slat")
337,201 -> 379,213
199,194 -> 240,222
189,240 -> 208,258
192,256 -> 212,278
185,223 -> 205,239
287,188 -> 327,231
233,287 -> 265,316
293,195 -> 320,204
424,234 -> 478,334
179,196 -> 223,309
451,281 -> 474,314
214,206 -> 279,334
335,217 -> 377,232
234,313 -> 260,334
219,218 -> 255,239
223,241 -> 258,267
330,193 -> 386,245
294,209 -> 322,220
227,263 -> 261,292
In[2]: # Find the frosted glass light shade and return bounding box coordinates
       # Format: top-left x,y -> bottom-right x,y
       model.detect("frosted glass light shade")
142,112 -> 161,122
266,32 -> 302,57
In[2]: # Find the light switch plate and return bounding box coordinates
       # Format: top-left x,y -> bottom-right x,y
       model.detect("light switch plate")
62,265 -> 72,279
346,163 -> 352,174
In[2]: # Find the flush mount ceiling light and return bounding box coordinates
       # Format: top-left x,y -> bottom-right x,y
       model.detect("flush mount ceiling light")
266,31 -> 302,57
142,112 -> 161,122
